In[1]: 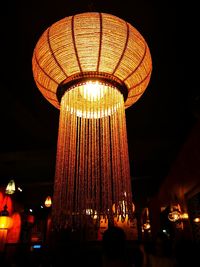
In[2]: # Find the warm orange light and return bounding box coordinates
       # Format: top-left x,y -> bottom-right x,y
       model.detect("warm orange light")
64,83 -> 121,119
80,81 -> 107,101
168,203 -> 182,222
45,196 -> 52,208
112,200 -> 135,218
32,12 -> 152,230
181,213 -> 189,219
141,207 -> 151,230
193,217 -> 200,223
143,221 -> 151,230
168,211 -> 181,222
32,12 -> 152,110
7,212 -> 21,243
0,216 -> 13,229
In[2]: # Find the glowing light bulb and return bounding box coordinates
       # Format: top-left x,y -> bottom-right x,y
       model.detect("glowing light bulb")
79,81 -> 107,101
193,217 -> 200,223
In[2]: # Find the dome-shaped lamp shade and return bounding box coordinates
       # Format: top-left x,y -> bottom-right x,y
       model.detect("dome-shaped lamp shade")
32,12 -> 152,110
45,196 -> 52,208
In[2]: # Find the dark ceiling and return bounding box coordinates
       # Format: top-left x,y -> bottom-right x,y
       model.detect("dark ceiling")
0,0 -> 199,207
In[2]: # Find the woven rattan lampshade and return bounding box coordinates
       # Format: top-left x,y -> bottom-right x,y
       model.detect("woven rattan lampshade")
32,12 -> 152,109
32,12 -> 152,231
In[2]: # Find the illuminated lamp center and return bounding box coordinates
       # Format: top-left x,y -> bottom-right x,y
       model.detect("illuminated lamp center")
79,81 -> 107,101
63,81 -> 123,119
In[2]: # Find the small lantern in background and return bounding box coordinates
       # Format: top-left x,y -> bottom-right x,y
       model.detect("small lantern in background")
168,203 -> 181,222
0,206 -> 13,229
0,205 -> 13,252
44,196 -> 52,208
5,180 -> 15,195
112,192 -> 135,222
181,212 -> 189,220
141,207 -> 151,231
193,217 -> 200,223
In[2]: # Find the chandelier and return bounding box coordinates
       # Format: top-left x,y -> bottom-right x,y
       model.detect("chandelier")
32,12 -> 152,229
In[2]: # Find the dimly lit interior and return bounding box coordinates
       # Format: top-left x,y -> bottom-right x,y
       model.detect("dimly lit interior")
0,1 -> 199,266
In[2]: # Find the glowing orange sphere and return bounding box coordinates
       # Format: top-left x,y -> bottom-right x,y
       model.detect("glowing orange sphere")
32,12 -> 152,109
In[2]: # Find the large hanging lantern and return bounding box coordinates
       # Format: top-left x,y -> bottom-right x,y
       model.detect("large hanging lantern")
32,12 -> 152,229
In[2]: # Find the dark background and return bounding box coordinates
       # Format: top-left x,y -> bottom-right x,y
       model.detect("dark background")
0,0 -> 199,209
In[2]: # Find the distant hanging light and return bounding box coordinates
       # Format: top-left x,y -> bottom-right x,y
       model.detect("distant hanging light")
193,217 -> 200,223
0,205 -> 13,251
112,193 -> 135,222
0,205 -> 13,230
44,196 -> 52,208
5,180 -> 15,195
142,207 -> 151,230
168,204 -> 181,222
181,212 -> 189,220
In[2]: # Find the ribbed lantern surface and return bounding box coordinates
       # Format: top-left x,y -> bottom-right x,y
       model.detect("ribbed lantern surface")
32,12 -> 152,231
32,12 -> 152,109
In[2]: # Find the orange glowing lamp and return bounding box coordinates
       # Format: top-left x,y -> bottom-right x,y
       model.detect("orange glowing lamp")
181,212 -> 189,219
168,204 -> 181,222
112,193 -> 135,221
0,205 -> 13,229
0,205 -> 13,252
0,216 -> 13,229
193,217 -> 200,223
143,220 -> 151,230
32,12 -> 152,229
45,196 -> 52,208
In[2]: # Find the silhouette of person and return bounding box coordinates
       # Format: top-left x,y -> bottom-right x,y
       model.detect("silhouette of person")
102,226 -> 131,267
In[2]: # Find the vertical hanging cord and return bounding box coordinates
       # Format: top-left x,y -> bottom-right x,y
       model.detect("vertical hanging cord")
52,85 -> 133,229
